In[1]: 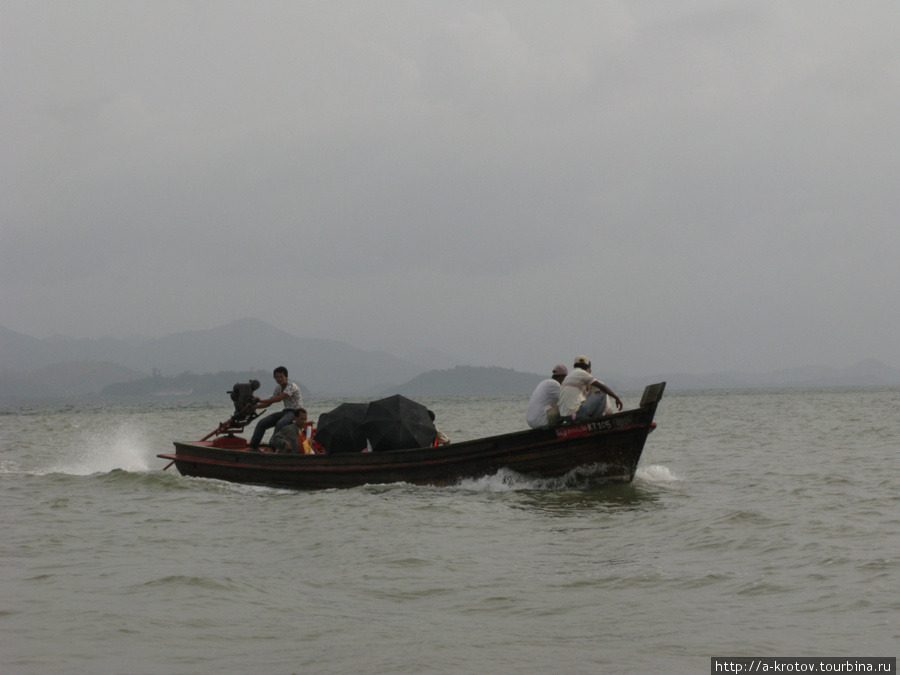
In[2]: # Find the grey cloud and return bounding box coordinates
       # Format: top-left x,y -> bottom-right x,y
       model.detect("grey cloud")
2,1 -> 899,376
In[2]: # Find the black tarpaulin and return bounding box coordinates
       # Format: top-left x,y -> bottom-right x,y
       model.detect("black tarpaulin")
314,402 -> 369,454
362,394 -> 437,452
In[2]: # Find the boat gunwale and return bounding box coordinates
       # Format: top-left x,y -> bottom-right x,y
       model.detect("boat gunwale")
160,420 -> 653,473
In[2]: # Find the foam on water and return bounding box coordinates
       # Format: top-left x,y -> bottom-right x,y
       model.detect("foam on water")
635,463 -> 681,484
40,420 -> 153,476
454,463 -> 665,492
455,468 -> 540,492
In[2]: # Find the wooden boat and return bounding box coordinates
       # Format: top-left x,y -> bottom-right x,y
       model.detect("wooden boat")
157,382 -> 666,490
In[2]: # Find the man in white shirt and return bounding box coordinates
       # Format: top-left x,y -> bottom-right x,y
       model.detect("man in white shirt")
525,364 -> 569,428
557,356 -> 623,421
249,366 -> 304,450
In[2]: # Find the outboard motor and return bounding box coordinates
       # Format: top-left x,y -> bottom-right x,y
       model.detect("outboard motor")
227,379 -> 261,427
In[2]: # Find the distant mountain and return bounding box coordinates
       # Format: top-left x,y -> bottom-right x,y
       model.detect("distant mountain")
3,322 -> 900,401
387,366 -> 545,396
0,371 -> 57,399
36,361 -> 147,396
758,358 -> 900,387
388,359 -> 900,397
0,325 -> 47,372
608,358 -> 900,391
100,370 -> 312,400
0,319 -> 426,395
0,361 -> 146,400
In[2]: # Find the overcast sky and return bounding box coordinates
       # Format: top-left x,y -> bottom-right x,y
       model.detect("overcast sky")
2,1 -> 899,376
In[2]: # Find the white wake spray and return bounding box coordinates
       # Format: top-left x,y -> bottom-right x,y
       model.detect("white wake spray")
38,420 -> 153,476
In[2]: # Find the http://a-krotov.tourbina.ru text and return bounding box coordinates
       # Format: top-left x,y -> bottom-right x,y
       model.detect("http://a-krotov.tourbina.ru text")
711,657 -> 895,673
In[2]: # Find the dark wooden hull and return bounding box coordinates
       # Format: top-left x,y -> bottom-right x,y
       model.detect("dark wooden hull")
158,383 -> 665,490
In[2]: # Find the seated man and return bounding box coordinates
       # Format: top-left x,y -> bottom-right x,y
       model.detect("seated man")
269,408 -> 309,454
525,364 -> 568,428
428,410 -> 451,445
249,366 -> 303,450
557,356 -> 623,421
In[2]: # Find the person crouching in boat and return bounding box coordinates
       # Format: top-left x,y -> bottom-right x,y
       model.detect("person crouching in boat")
427,410 -> 451,445
267,408 -> 313,454
525,364 -> 568,428
248,366 -> 303,451
557,356 -> 623,421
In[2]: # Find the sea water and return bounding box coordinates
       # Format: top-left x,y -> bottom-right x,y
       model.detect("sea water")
1,388 -> 898,674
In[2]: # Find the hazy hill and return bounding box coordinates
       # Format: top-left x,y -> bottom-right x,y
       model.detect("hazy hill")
606,358 -> 900,391
100,370 -> 312,400
387,366 -> 545,396
33,361 -> 147,396
0,361 -> 146,400
0,325 -> 47,372
0,320 -> 425,395
0,371 -> 57,399
389,359 -> 900,397
3,323 -> 900,402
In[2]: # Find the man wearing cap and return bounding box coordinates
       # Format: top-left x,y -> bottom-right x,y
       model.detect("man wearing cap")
557,356 -> 623,421
525,364 -> 569,428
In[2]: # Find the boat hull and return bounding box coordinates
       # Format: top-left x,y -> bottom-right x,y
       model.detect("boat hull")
158,382 -> 665,490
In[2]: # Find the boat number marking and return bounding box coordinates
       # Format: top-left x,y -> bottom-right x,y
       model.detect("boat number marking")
556,420 -> 612,439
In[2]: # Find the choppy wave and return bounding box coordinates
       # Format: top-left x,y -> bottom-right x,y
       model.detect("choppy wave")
454,463 -> 677,492
8,420 -> 154,476
4,389 -> 900,674
634,463 -> 681,484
